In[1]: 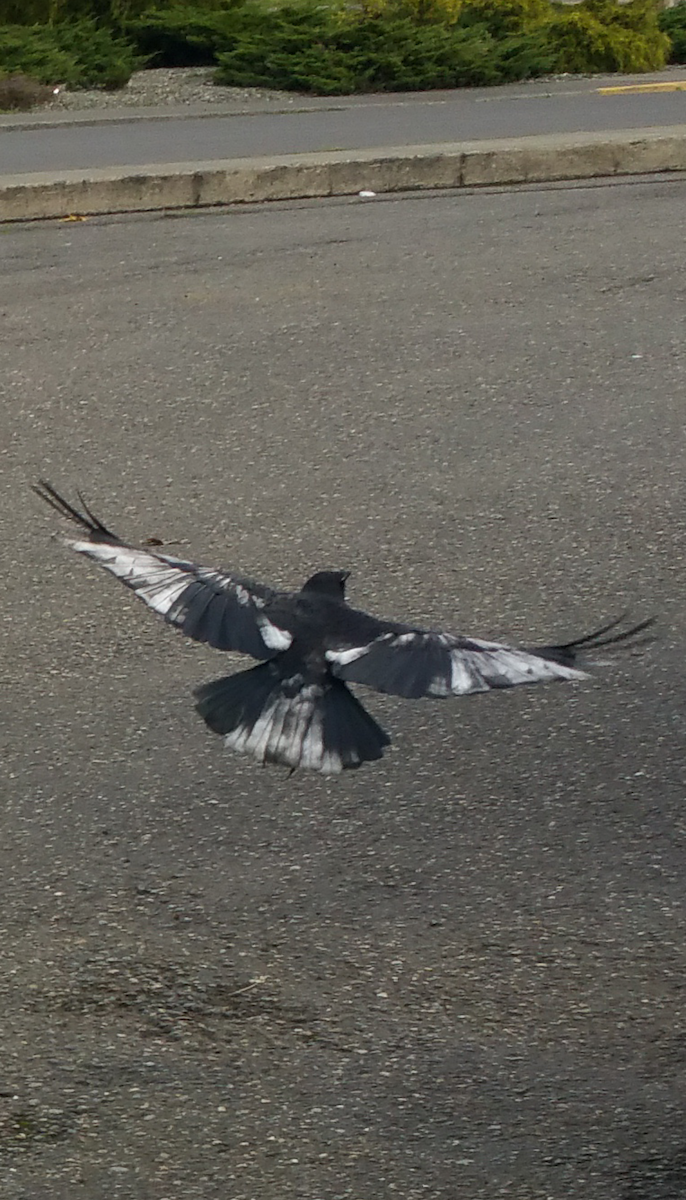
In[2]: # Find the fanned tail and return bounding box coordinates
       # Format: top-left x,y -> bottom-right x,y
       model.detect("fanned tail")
195,661 -> 390,774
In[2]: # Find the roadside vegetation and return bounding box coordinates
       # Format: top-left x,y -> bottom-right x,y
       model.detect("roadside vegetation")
660,0 -> 686,60
0,0 -> 684,104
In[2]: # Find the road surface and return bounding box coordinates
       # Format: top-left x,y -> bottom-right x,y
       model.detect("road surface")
1,74 -> 685,173
3,177 -> 686,1198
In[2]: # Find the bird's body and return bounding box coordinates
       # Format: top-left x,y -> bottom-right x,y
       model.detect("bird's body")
33,482 -> 653,775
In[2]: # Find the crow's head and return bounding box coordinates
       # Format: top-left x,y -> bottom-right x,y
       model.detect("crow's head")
301,570 -> 350,600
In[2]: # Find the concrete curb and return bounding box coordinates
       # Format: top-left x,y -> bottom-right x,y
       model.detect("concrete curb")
2,125 -> 686,222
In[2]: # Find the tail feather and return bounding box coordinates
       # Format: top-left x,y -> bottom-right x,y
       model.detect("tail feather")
195,662 -> 390,774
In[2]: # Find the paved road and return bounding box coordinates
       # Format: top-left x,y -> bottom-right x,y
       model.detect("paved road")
2,75 -> 686,173
3,178 -> 686,1198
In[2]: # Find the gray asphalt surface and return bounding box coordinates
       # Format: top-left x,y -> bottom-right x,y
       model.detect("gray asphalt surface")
3,177 -> 686,1199
2,78 -> 686,173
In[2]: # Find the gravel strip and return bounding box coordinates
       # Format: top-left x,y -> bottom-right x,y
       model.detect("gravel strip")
42,66 -> 296,113
10,62 -> 685,126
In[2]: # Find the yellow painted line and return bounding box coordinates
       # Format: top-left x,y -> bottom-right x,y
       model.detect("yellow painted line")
598,81 -> 686,95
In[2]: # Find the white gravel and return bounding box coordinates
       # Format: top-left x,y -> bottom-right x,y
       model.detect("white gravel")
42,66 -> 295,112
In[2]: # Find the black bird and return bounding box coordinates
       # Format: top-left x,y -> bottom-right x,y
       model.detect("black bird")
33,482 -> 653,775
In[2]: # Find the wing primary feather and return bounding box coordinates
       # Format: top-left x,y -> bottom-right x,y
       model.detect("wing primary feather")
569,615 -> 655,650
75,489 -> 119,540
32,481 -> 88,526
533,615 -> 656,667
550,613 -> 630,649
33,481 -> 119,542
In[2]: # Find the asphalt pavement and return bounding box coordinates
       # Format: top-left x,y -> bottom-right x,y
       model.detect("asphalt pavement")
1,73 -> 686,173
3,178 -> 686,1198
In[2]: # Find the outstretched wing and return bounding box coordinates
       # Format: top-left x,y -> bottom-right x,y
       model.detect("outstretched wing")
326,615 -> 653,699
33,482 -> 291,660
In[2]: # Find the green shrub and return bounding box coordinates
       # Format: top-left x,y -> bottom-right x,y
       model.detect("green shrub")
579,0 -> 664,36
129,5 -> 245,66
213,3 -> 555,93
659,0 -> 686,63
456,0 -> 552,37
215,8 -> 486,92
0,0 -> 673,96
492,26 -> 556,77
546,0 -> 669,74
1,0 -> 52,20
0,0 -> 214,23
0,20 -> 143,88
0,73 -> 55,111
130,0 -> 671,93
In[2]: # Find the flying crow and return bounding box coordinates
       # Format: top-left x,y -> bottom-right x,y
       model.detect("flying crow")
33,482 -> 652,775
